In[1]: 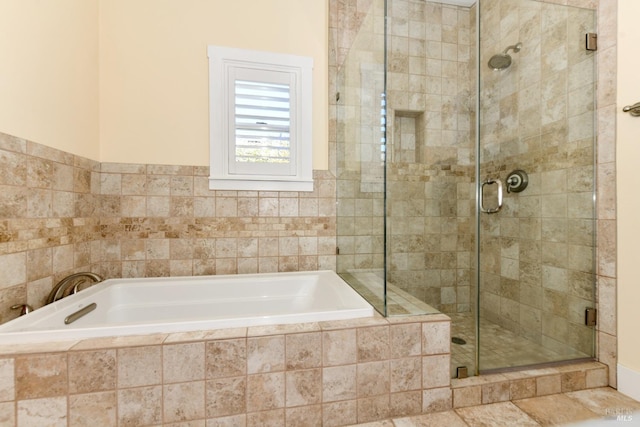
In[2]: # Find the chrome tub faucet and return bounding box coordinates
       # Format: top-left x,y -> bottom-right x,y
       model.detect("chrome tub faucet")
46,272 -> 103,305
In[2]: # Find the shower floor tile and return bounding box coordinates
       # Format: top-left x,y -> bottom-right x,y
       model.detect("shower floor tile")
450,312 -> 590,376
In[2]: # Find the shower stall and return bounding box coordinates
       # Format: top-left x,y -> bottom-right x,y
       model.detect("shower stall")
332,0 -> 597,376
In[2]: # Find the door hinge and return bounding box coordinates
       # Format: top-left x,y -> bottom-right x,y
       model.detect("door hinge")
336,246 -> 340,255
586,33 -> 597,51
456,366 -> 468,379
585,307 -> 597,326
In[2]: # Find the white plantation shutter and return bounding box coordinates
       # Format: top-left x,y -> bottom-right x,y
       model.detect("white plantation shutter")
208,46 -> 313,191
234,80 -> 291,165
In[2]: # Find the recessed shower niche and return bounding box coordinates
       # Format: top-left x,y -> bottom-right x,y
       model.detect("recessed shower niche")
392,110 -> 425,163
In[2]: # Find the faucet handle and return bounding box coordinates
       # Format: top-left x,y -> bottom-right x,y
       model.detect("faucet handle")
11,304 -> 33,316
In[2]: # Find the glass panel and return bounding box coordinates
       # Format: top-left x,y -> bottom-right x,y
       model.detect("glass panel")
335,0 -> 388,315
477,0 -> 597,372
384,0 -> 474,324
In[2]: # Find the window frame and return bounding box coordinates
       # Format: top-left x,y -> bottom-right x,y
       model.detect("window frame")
208,45 -> 314,192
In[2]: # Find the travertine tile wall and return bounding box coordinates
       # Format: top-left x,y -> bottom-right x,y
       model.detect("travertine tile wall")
0,314 -> 452,426
0,131 -> 337,324
0,133 -> 102,324
97,163 -> 337,279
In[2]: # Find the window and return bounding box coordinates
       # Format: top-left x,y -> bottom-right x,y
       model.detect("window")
208,46 -> 314,191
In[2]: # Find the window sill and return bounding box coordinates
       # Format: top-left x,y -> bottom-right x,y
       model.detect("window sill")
208,177 -> 314,192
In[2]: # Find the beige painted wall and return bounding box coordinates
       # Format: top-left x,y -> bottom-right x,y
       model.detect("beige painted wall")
0,0 -> 99,159
0,0 -> 328,168
617,0 -> 640,375
99,0 -> 328,168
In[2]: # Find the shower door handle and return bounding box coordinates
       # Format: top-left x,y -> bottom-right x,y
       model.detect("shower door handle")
480,178 -> 503,214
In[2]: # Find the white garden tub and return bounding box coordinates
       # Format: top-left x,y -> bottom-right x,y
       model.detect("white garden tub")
0,270 -> 373,344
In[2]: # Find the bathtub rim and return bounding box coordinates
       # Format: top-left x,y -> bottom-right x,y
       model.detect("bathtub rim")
0,270 -> 375,346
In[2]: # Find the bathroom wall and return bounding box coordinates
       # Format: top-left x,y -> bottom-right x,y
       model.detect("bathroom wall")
616,0 -> 640,398
0,0 -> 100,160
0,0 -> 328,168
98,0 -> 329,168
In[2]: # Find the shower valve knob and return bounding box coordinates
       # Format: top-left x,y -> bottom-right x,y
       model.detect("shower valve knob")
506,170 -> 528,193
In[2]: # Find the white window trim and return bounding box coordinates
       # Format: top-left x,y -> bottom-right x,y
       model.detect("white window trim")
208,46 -> 314,192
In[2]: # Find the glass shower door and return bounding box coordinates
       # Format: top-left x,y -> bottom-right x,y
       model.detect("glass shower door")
476,0 -> 597,372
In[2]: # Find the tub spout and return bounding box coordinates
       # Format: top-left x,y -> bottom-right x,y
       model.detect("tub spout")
46,272 -> 103,305
11,304 -> 33,316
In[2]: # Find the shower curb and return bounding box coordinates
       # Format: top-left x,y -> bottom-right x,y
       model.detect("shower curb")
451,361 -> 609,407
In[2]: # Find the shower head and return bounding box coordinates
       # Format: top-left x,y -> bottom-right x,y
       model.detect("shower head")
488,42 -> 522,70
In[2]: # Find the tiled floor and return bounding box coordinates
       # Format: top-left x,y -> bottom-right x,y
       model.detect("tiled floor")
346,387 -> 640,426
